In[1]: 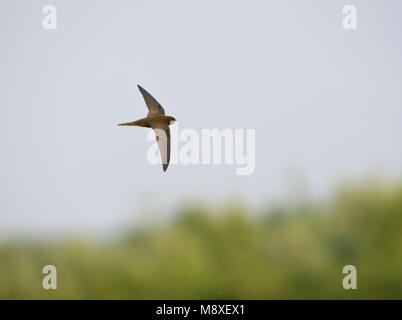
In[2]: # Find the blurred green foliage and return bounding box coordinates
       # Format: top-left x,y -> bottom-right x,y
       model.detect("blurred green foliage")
0,181 -> 401,299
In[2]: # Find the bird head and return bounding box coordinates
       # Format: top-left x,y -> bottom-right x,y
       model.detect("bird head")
168,116 -> 177,125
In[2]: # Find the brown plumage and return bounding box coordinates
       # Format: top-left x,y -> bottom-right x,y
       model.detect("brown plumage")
119,85 -> 176,172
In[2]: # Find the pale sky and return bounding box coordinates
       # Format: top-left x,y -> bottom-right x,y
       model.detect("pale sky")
1,0 -> 401,238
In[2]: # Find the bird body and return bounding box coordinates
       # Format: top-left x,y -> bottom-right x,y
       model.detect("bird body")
119,85 -> 176,172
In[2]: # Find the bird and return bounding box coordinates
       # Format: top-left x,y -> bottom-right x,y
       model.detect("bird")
118,85 -> 177,172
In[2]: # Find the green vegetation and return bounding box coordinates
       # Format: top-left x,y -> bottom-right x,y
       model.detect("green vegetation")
0,181 -> 401,299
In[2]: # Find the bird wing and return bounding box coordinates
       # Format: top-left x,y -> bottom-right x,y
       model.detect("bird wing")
151,122 -> 170,172
137,85 -> 165,116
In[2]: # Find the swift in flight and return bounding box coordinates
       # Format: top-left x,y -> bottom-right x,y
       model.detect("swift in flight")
119,85 -> 176,172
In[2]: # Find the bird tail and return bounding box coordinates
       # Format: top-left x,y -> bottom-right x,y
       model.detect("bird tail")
118,118 -> 150,127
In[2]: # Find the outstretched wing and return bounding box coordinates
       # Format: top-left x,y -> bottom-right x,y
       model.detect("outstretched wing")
151,122 -> 170,172
137,85 -> 165,116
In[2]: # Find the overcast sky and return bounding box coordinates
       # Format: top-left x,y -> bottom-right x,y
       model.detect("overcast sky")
1,0 -> 401,238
